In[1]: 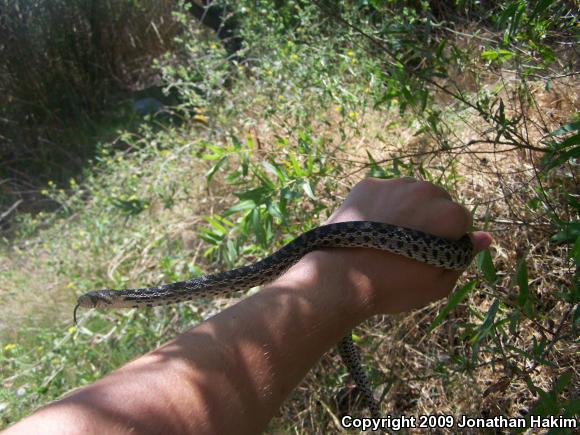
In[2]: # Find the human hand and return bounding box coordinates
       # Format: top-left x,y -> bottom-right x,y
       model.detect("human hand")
317,177 -> 492,316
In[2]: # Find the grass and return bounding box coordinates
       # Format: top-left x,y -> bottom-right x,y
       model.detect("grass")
1,0 -> 579,432
0,0 -> 185,217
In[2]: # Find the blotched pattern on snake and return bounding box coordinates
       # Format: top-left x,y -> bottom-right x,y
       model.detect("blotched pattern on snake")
76,221 -> 474,418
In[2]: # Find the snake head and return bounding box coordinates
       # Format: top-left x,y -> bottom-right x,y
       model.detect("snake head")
77,290 -> 114,308
74,290 -> 115,324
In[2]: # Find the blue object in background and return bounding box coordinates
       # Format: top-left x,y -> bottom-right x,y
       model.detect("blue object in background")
132,97 -> 165,117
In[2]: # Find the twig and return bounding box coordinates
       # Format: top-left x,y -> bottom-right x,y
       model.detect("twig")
0,199 -> 23,222
473,217 -> 552,227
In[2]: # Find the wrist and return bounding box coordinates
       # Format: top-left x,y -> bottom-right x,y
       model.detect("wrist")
274,245 -> 452,319
271,249 -> 378,326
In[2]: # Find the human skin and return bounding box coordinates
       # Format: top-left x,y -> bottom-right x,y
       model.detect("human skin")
3,177 -> 492,435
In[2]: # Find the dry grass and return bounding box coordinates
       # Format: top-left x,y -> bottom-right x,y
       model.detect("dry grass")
1,11 -> 577,430
218,73 -> 579,431
1,72 -> 576,431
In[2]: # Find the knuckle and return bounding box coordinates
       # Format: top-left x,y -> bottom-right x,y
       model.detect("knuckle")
447,202 -> 472,229
360,177 -> 379,186
412,180 -> 440,197
357,176 -> 391,190
356,177 -> 375,189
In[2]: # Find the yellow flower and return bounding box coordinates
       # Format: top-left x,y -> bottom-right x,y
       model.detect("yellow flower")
68,326 -> 76,334
193,114 -> 209,126
348,111 -> 358,119
210,43 -> 218,49
290,53 -> 299,61
3,343 -> 16,351
347,50 -> 354,57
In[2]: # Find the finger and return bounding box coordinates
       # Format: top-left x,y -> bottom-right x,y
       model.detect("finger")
436,232 -> 493,294
421,199 -> 473,239
435,269 -> 463,298
452,201 -> 473,230
405,180 -> 452,202
470,231 -> 493,254
431,183 -> 453,201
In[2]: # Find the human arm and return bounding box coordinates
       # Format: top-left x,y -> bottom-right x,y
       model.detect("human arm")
2,177 -> 492,435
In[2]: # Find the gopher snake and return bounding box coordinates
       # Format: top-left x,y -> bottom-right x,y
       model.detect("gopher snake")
75,221 -> 473,418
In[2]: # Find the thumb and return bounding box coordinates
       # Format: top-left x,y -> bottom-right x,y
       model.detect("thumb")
436,231 -> 493,296
470,231 -> 493,254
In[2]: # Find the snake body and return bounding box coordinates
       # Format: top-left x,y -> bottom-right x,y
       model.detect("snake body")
76,221 -> 473,418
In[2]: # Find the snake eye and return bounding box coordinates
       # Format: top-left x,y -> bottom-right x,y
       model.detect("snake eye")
77,291 -> 113,308
77,293 -> 97,308
74,291 -> 114,323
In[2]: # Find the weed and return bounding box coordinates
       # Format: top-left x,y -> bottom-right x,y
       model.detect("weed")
1,1 -> 578,432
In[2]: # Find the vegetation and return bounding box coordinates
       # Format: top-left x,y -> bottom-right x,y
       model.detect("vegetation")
1,0 -> 578,432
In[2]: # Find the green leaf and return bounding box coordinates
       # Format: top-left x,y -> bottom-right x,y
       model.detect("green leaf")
516,258 -> 529,307
288,152 -> 305,177
279,187 -> 299,202
553,370 -> 572,394
535,43 -> 556,64
573,305 -> 580,333
543,144 -> 580,170
262,161 -> 286,182
205,155 -> 228,182
224,200 -> 256,216
556,133 -> 580,150
235,187 -> 272,204
429,281 -> 477,332
481,50 -> 498,61
471,299 -> 500,361
206,216 -> 228,235
225,239 -> 237,265
529,0 -> 555,20
475,299 -> 500,342
267,201 -> 284,222
547,121 -> 580,137
301,180 -> 316,200
551,220 -> 580,244
249,208 -> 267,246
476,249 -> 497,284
482,299 -> 500,328
573,234 -> 580,267
563,397 -> 580,418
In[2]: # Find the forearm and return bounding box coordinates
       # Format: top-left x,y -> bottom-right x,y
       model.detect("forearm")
4,178 -> 492,435
4,250 -> 372,435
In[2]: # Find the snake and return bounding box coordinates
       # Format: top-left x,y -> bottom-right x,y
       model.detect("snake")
75,221 -> 474,418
